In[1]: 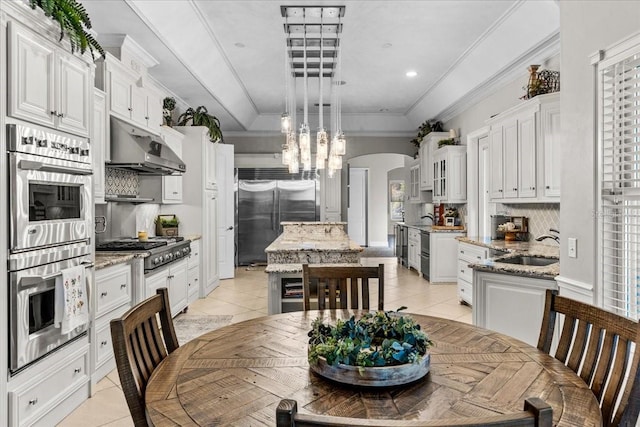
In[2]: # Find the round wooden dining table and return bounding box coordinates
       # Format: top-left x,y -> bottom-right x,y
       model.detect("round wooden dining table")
145,310 -> 602,426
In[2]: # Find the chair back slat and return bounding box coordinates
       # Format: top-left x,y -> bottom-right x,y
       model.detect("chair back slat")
537,289 -> 640,426
302,264 -> 384,311
276,397 -> 552,426
111,288 -> 179,427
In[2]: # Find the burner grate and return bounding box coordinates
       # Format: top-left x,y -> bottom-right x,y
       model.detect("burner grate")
96,241 -> 166,251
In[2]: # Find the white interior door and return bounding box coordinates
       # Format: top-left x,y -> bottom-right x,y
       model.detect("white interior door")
478,136 -> 491,236
216,144 -> 235,279
348,168 -> 368,246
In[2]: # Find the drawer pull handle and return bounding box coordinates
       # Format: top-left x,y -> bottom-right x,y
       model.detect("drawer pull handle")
460,269 -> 464,273
101,292 -> 108,297
460,250 -> 464,254
194,278 -> 198,282
74,367 -> 82,373
120,284 -> 127,289
29,398 -> 38,405
476,256 -> 481,259
101,340 -> 108,346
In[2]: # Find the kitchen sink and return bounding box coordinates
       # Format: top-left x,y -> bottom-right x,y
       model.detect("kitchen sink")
498,256 -> 558,266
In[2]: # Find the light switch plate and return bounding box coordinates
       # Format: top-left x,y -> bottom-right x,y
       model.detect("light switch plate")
568,238 -> 577,258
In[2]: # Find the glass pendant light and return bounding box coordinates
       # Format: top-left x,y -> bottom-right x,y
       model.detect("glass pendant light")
316,11 -> 328,169
299,16 -> 311,171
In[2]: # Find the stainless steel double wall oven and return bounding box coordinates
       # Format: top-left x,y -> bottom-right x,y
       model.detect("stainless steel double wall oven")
7,121 -> 94,374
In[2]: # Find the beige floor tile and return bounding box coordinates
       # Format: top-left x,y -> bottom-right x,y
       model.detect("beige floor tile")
107,369 -> 121,387
197,301 -> 254,316
101,417 -> 135,427
231,310 -> 267,324
92,376 -> 117,394
58,385 -> 131,426
234,296 -> 269,310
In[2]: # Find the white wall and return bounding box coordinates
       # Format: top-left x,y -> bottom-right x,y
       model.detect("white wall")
558,1 -> 640,300
348,153 -> 408,247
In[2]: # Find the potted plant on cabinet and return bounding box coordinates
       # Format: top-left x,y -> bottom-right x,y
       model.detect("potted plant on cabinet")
177,106 -> 223,142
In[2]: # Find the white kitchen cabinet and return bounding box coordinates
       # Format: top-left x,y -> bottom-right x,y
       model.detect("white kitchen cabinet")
409,163 -> 420,202
473,269 -> 558,347
168,127 -> 220,297
420,132 -> 450,191
457,242 -> 489,306
187,240 -> 201,304
138,126 -> 184,203
433,145 -> 466,203
8,21 -> 90,136
486,93 -> 559,203
92,89 -> 107,204
430,232 -> 464,282
145,258 -> 189,317
541,100 -> 561,198
91,263 -> 132,386
321,169 -> 342,221
106,62 -> 162,133
408,228 -> 421,271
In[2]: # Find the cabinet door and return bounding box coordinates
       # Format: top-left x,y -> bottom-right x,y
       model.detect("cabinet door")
169,260 -> 188,316
216,144 -> 235,279
518,114 -> 536,198
430,233 -> 461,282
163,177 -> 182,202
503,120 -> 519,199
57,52 -> 90,136
109,69 -> 132,118
147,92 -> 163,131
93,90 -> 107,203
145,270 -> 167,300
488,127 -> 504,199
542,103 -> 561,198
419,142 -> 430,190
324,170 -> 341,219
8,22 -> 56,128
203,190 -> 219,296
205,141 -> 217,189
130,84 -> 148,127
447,150 -> 467,202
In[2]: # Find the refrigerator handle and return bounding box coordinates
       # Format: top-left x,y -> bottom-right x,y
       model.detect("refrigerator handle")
272,189 -> 277,231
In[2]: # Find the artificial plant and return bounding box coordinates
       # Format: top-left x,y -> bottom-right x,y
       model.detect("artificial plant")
29,0 -> 105,60
177,106 -> 223,142
410,120 -> 443,148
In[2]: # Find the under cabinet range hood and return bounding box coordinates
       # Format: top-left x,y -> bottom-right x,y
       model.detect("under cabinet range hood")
109,118 -> 186,175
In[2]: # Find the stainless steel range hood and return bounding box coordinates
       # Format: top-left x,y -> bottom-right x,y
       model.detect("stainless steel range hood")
109,118 -> 186,175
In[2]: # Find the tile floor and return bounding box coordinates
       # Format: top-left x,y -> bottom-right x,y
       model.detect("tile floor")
58,257 -> 470,426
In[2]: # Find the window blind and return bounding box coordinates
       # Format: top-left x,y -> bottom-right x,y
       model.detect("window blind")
600,48 -> 640,319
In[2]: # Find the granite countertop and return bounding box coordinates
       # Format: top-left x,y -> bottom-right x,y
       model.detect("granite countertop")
458,236 -> 560,280
265,237 -> 363,253
95,253 -> 140,270
184,234 -> 202,241
265,262 -> 362,273
397,223 -> 466,233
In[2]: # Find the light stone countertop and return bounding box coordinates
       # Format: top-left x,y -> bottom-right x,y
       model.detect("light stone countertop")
397,223 -> 466,233
457,236 -> 559,280
95,253 -> 142,270
265,262 -> 362,273
265,237 -> 363,253
184,234 -> 202,241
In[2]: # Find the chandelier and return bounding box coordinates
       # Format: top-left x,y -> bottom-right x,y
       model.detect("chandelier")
280,5 -> 346,176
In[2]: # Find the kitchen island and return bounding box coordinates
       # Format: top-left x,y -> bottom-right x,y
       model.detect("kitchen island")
264,222 -> 362,314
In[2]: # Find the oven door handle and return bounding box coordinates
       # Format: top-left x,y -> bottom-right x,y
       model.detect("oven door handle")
18,160 -> 92,176
20,262 -> 94,287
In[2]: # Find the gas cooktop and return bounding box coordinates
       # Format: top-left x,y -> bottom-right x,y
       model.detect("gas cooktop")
95,236 -> 184,251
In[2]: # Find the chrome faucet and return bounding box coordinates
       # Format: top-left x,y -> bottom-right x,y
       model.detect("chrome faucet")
535,228 -> 559,244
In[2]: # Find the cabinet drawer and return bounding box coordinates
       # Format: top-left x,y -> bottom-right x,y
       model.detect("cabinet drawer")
188,266 -> 199,297
458,260 -> 473,283
94,322 -> 114,368
188,240 -> 201,269
96,264 -> 131,317
408,228 -> 420,241
458,279 -> 472,304
14,350 -> 88,424
458,243 -> 488,263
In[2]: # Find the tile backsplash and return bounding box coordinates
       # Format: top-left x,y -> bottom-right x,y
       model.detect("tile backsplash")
498,203 -> 559,239
105,168 -> 138,196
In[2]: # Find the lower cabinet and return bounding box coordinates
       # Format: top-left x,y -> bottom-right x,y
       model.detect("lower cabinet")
473,270 -> 558,346
408,228 -> 421,271
145,258 -> 189,317
187,240 -> 201,304
456,242 -> 489,306
430,232 -> 464,282
7,338 -> 90,427
91,263 -> 132,387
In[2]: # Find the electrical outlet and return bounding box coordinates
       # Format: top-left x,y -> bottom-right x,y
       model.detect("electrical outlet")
568,238 -> 577,258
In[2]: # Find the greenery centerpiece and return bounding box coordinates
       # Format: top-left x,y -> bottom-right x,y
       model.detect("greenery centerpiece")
308,309 -> 433,386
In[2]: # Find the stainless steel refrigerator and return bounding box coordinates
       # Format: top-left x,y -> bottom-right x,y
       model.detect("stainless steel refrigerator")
236,168 -> 319,265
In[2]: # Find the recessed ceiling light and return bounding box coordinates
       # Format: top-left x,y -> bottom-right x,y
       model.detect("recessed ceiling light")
406,71 -> 418,78
382,43 -> 392,48
234,42 -> 245,48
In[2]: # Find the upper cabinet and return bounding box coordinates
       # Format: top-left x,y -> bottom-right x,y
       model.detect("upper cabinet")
93,89 -> 108,204
486,93 -> 560,202
419,132 -> 449,191
433,145 -> 466,203
139,126 -> 185,203
106,63 -> 163,133
8,21 -> 91,137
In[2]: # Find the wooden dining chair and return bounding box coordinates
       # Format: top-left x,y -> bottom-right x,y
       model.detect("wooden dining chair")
110,287 -> 179,427
276,397 -> 552,426
537,289 -> 640,426
302,264 -> 384,311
